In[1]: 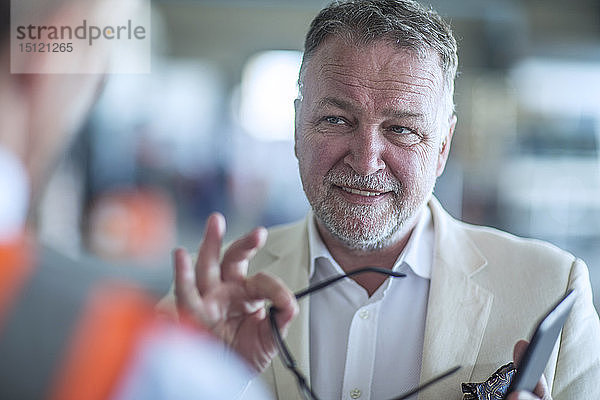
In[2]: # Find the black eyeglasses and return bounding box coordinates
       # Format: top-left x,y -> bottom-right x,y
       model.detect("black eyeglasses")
268,266 -> 461,400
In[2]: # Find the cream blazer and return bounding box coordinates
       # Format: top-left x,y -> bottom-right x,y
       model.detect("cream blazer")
246,198 -> 600,400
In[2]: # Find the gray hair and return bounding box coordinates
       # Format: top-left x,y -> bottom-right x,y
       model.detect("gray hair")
299,0 -> 458,112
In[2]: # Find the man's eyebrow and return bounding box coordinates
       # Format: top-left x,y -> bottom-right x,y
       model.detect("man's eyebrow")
382,109 -> 423,119
316,97 -> 424,119
316,97 -> 356,112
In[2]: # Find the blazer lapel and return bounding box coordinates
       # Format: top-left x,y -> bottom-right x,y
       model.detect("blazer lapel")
259,219 -> 312,400
418,199 -> 494,399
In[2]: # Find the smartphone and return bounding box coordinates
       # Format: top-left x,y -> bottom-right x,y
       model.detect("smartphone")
504,289 -> 576,398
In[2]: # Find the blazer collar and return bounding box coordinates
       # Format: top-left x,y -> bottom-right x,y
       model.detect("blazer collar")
418,197 -> 494,399
259,218 -> 312,400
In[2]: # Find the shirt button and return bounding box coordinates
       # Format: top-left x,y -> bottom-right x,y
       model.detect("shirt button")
359,310 -> 370,319
350,388 -> 362,399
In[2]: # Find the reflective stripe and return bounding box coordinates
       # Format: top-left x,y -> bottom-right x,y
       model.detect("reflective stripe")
48,284 -> 155,400
0,235 -> 33,328
0,254 -> 104,399
0,245 -> 161,400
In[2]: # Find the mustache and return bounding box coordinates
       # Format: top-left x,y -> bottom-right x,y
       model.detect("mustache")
325,170 -> 402,194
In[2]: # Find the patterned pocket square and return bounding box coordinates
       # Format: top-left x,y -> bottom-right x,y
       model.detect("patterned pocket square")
461,362 -> 516,400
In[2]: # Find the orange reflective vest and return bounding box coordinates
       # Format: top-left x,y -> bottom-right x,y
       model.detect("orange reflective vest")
0,238 -> 161,400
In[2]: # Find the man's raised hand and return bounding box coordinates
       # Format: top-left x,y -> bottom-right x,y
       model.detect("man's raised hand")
173,212 -> 298,371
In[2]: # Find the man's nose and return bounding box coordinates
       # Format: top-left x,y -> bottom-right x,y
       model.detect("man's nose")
343,126 -> 386,176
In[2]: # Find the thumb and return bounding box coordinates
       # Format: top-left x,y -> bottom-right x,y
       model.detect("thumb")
507,392 -> 539,400
513,339 -> 529,367
512,340 -> 552,400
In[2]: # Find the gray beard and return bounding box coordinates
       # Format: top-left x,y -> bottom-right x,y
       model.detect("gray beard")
309,171 -> 423,251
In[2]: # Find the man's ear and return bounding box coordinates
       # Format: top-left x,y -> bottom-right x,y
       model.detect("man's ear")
436,114 -> 457,177
294,98 -> 301,159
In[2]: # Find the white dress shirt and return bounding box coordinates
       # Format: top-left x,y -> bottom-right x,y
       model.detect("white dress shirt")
308,206 -> 434,400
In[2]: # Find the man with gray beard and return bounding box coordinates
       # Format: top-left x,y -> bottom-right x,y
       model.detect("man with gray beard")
161,1 -> 600,399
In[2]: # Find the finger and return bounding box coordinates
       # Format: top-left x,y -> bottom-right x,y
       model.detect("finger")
221,227 -> 267,282
533,374 -> 552,400
245,272 -> 298,332
195,213 -> 226,295
513,339 -> 529,367
506,392 -> 539,400
513,340 -> 552,400
173,248 -> 204,315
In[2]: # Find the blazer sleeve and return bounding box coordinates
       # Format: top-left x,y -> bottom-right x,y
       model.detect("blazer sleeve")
551,258 -> 600,399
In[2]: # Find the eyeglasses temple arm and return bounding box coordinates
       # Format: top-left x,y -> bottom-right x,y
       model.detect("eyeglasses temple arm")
388,365 -> 461,400
268,307 -> 296,365
268,308 -> 321,400
294,266 -> 406,300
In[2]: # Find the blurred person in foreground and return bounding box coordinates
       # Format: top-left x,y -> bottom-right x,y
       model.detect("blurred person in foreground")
0,0 -> 271,398
159,0 -> 600,399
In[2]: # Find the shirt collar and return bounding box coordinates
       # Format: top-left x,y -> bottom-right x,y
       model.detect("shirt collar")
400,205 -> 433,279
307,204 -> 434,280
307,210 -> 334,278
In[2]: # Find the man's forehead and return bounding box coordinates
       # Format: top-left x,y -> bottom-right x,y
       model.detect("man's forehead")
306,37 -> 443,88
302,42 -> 440,107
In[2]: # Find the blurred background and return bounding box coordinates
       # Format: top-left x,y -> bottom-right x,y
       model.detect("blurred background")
38,0 -> 600,311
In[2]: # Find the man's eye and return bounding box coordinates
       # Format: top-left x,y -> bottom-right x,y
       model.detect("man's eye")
388,126 -> 422,146
390,126 -> 412,135
325,116 -> 346,125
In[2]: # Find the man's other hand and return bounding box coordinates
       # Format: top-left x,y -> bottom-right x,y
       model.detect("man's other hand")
507,340 -> 552,400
